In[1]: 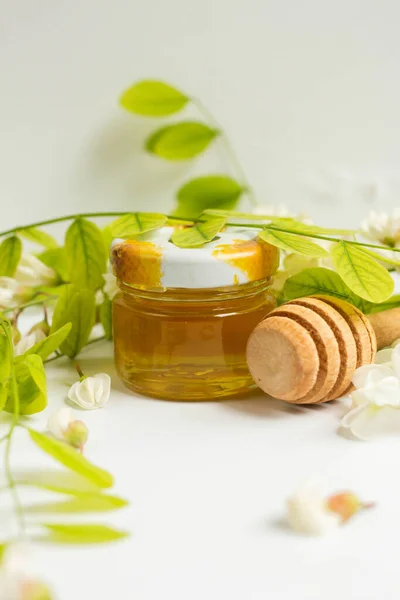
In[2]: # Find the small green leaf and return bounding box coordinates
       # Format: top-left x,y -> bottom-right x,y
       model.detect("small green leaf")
283,267 -> 370,309
171,216 -> 226,248
175,176 -> 244,219
100,296 -> 113,340
28,429 -> 113,488
0,544 -> 7,563
146,122 -> 218,160
0,236 -> 22,276
108,213 -> 167,238
331,241 -> 394,303
65,218 -> 107,290
120,80 -> 188,116
39,523 -> 128,545
50,285 -> 96,358
24,323 -> 72,359
19,228 -> 58,249
6,355 -> 47,415
38,248 -> 68,281
26,493 -> 128,514
258,229 -> 328,258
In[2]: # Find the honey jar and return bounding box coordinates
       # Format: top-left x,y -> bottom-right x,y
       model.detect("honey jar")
111,227 -> 279,400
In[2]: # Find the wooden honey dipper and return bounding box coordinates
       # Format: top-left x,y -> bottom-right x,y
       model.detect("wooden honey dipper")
246,295 -> 400,404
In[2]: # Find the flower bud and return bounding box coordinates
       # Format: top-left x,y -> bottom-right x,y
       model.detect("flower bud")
28,320 -> 50,337
327,491 -> 373,522
22,580 -> 52,600
64,420 -> 89,451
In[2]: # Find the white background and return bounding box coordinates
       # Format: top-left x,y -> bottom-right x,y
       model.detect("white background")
2,0 -> 400,227
2,1 -> 400,599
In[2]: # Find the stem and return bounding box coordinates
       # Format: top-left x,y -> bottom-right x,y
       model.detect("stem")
1,324 -> 25,537
0,212 -> 130,238
192,98 -> 258,207
3,295 -> 59,315
0,211 -> 399,255
44,336 -> 107,365
75,362 -> 85,379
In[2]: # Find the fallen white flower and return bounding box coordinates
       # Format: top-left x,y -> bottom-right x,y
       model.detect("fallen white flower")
14,330 -> 47,357
47,406 -> 88,450
15,254 -> 57,287
287,483 -> 372,536
103,272 -> 118,300
287,483 -> 340,536
0,543 -> 52,600
68,373 -> 111,410
341,345 -> 400,440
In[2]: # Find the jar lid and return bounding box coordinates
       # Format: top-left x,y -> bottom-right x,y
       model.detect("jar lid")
111,226 -> 279,289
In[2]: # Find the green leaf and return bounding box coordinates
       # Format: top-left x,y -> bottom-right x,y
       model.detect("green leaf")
282,267 -> 370,309
24,323 -> 72,359
102,225 -> 114,251
258,229 -> 328,258
171,216 -> 226,248
175,176 -> 244,219
28,429 -> 113,488
0,329 -> 12,381
146,122 -> 218,160
38,248 -> 68,281
15,469 -> 102,496
19,228 -> 58,249
331,241 -> 394,303
0,236 -> 22,276
0,544 -> 7,563
65,218 -> 107,290
368,294 -> 400,313
6,355 -> 47,415
108,213 -> 167,238
50,285 -> 96,358
26,493 -> 128,514
100,296 -> 113,340
269,218 -> 356,236
203,210 -> 280,220
120,80 -> 188,116
39,523 -> 128,545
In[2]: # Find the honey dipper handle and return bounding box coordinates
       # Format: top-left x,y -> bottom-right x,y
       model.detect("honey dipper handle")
367,307 -> 400,349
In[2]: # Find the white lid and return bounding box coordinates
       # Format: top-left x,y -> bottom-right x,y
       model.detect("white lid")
111,226 -> 279,289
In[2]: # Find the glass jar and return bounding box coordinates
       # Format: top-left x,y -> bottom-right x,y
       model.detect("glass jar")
111,227 -> 279,401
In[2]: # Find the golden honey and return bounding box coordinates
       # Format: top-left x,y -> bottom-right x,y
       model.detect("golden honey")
111,227 -> 279,401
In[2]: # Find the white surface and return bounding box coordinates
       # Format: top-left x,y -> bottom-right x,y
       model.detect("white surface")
1,331 -> 399,600
2,0 -> 400,228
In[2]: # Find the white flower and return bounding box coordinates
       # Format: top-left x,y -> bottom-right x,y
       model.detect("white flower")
0,543 -> 52,600
14,330 -> 46,357
68,373 -> 111,410
360,209 -> 400,246
15,255 -> 57,287
341,345 -> 400,440
103,272 -> 118,300
287,483 -> 372,536
0,277 -> 21,308
287,483 -> 341,536
47,407 -> 88,450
